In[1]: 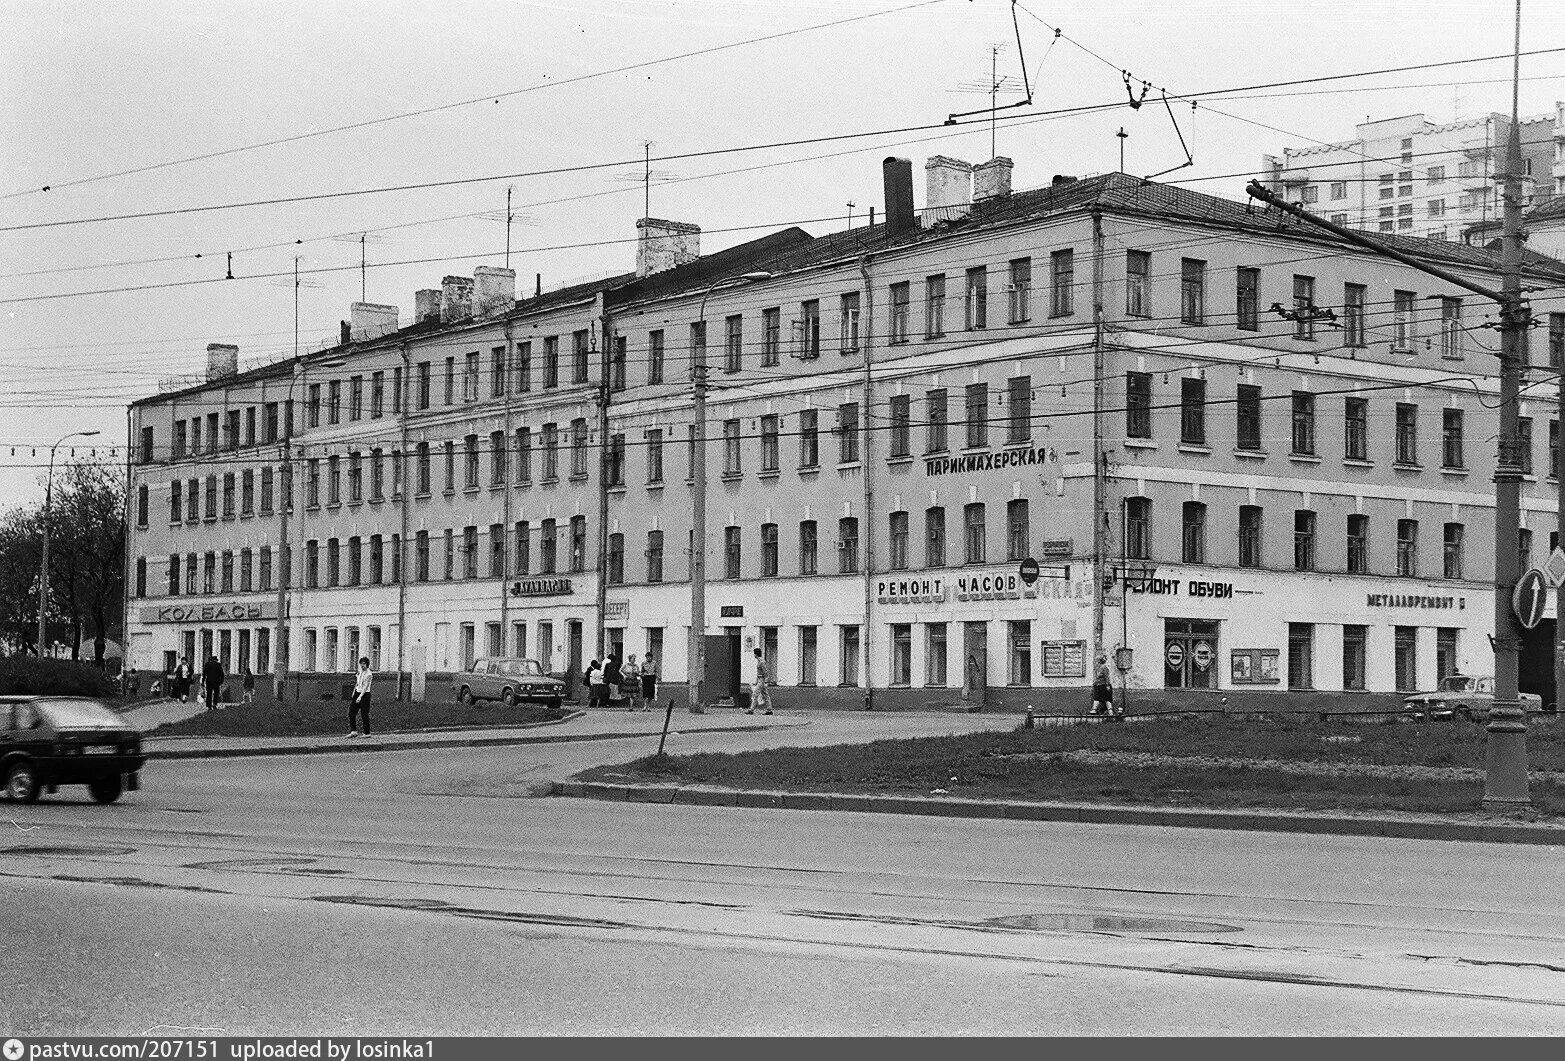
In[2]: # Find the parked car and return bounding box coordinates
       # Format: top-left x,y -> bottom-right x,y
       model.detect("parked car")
1,696 -> 145,804
452,657 -> 565,709
1402,674 -> 1546,721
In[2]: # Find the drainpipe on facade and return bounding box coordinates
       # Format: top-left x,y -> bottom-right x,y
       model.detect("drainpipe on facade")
122,406 -> 134,678
499,324 -> 514,656
1091,207 -> 1109,708
397,341 -> 412,701
859,256 -> 876,709
594,291 -> 612,661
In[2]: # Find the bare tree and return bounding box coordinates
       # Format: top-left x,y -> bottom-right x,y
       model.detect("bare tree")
0,508 -> 45,655
43,459 -> 125,665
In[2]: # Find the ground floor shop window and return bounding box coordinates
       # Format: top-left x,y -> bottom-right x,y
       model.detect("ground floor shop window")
304,629 -> 318,672
513,622 -> 527,659
891,625 -> 912,686
646,627 -> 663,672
762,627 -> 779,678
237,630 -> 251,674
1008,620 -> 1032,685
324,628 -> 338,673
369,627 -> 382,672
840,625 -> 861,686
486,622 -> 502,658
926,623 -> 948,686
257,628 -> 271,674
538,622 -> 554,672
1287,623 -> 1313,690
1394,626 -> 1418,691
460,624 -> 475,670
1342,625 -> 1367,691
1436,627 -> 1458,681
1164,619 -> 1218,689
798,626 -> 818,685
218,630 -> 232,673
347,628 -> 361,670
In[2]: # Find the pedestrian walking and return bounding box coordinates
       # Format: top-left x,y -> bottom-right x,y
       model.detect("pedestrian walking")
640,652 -> 659,708
745,647 -> 773,715
1091,654 -> 1115,716
585,658 -> 607,709
603,654 -> 625,710
174,657 -> 191,703
348,656 -> 373,736
201,655 -> 225,711
241,666 -> 256,704
623,653 -> 643,710
124,668 -> 141,701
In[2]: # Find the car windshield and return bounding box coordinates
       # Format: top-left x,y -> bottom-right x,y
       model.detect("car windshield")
518,660 -> 544,676
1439,675 -> 1478,693
35,698 -> 128,729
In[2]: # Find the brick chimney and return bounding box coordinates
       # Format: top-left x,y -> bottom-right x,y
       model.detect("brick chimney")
922,156 -> 972,226
973,156 -> 1014,201
414,289 -> 442,323
206,343 -> 238,381
882,157 -> 915,234
440,275 -> 474,323
473,266 -> 517,317
349,302 -> 399,340
635,218 -> 701,278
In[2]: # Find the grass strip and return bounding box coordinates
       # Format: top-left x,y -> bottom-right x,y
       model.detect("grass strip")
153,700 -> 568,738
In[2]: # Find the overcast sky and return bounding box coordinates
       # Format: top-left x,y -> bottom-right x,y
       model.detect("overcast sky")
2,0 -> 1562,505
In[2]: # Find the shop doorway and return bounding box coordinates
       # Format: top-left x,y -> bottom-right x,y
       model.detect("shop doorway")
1164,619 -> 1219,689
1520,619 -> 1556,709
702,628 -> 743,706
963,621 -> 988,706
567,620 -> 584,700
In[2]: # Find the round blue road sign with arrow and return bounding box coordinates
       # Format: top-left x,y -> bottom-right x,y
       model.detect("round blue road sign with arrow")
1513,568 -> 1548,630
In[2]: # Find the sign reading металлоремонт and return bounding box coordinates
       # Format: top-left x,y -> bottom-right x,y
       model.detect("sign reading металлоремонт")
139,600 -> 279,624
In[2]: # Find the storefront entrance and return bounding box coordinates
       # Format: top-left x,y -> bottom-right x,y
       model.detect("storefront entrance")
1164,619 -> 1219,689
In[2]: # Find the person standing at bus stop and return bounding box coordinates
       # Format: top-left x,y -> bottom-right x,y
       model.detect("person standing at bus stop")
1091,654 -> 1115,716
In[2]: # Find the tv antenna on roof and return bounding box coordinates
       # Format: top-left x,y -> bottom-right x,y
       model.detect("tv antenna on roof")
268,257 -> 323,361
945,2 -> 1038,155
477,185 -> 540,270
329,232 -> 386,302
613,140 -> 678,219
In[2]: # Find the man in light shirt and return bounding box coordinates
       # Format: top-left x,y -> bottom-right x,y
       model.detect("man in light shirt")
348,656 -> 373,737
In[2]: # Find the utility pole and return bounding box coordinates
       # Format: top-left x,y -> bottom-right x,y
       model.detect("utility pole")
594,291 -> 611,664
1091,208 -> 1108,690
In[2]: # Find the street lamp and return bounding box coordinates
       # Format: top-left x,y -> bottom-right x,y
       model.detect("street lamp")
38,430 -> 100,658
689,271 -> 771,713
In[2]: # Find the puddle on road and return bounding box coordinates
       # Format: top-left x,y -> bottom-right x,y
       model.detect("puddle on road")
49,873 -> 229,895
2,845 -> 136,857
794,907 -> 1242,937
311,893 -> 633,930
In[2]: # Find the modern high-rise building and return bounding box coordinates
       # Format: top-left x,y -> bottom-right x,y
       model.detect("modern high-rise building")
124,157 -> 1565,712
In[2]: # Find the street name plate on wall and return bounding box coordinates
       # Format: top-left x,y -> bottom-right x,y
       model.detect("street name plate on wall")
140,600 -> 279,624
720,605 -> 744,618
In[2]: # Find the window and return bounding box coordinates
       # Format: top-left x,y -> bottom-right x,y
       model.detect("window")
443,529 -> 455,580
1343,283 -> 1366,348
1347,514 -> 1368,574
1437,627 -> 1459,681
888,396 -> 911,458
169,481 -> 182,523
1300,185 -> 1318,204
799,300 -> 820,359
371,370 -> 386,417
415,531 -> 429,582
1125,250 -> 1150,317
1126,372 -> 1152,439
1007,375 -> 1031,444
963,502 -> 986,564
965,382 -> 988,449
926,623 -> 948,686
1291,392 -> 1316,455
1180,377 -> 1206,445
1006,499 -> 1029,561
1393,290 -> 1416,350
1442,408 -> 1465,469
837,402 -> 860,464
539,519 -> 556,574
1549,313 -> 1564,369
1396,519 -> 1419,577
926,389 -> 948,453
569,515 -> 587,572
543,336 -> 559,389
641,427 -> 662,484
1236,267 -> 1259,331
799,520 -> 818,575
174,422 -> 187,459
724,526 -> 741,579
647,330 -> 664,385
924,274 -> 946,338
186,551 -> 198,594
1395,403 -> 1418,465
761,523 -> 778,577
1236,384 -> 1262,451
723,419 -> 741,476
840,625 -> 861,687
1288,623 -> 1314,690
463,434 -> 479,490
349,375 -> 364,420
1239,505 -> 1262,568
889,282 -> 910,343
645,530 -> 663,583
1443,522 -> 1464,579
1182,502 -> 1206,563
1340,625 -> 1368,691
1440,297 -> 1462,359
462,526 -> 479,580
687,321 -> 705,381
607,434 -> 625,488
1125,497 -> 1151,560
240,471 -> 253,515
838,517 -> 859,573
1344,397 -> 1368,461
724,314 -> 743,373
205,475 -> 217,518
260,466 -> 275,514
1293,275 -> 1316,339
415,362 -> 431,410
1519,417 -> 1533,475
608,533 -> 624,585
888,511 -> 909,570
570,419 -> 588,479
799,626 -> 818,686
1394,626 -> 1418,692
221,473 -> 235,518
966,266 -> 989,328
761,309 -> 780,366
925,506 -> 946,567
1048,251 -> 1072,317
507,521 -> 527,578
891,625 -> 912,686
796,409 -> 818,469
839,292 -> 861,354
572,330 -> 589,384
1553,420 -> 1560,480
1008,257 -> 1031,323
1521,528 -> 1533,573
326,539 -> 340,587
1330,180 -> 1349,199
135,484 -> 149,527
1294,510 -> 1317,571
610,337 -> 626,392
1180,258 -> 1206,324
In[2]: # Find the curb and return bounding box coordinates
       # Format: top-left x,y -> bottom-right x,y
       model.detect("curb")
549,781 -> 1565,847
143,718 -> 794,760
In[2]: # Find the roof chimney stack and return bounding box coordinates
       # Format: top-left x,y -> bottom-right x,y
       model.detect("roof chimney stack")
206,343 -> 238,381
922,156 -> 972,226
882,157 -> 915,234
973,156 -> 1013,201
440,275 -> 474,323
473,266 -> 516,317
414,289 -> 442,323
636,218 -> 701,278
349,301 -> 399,340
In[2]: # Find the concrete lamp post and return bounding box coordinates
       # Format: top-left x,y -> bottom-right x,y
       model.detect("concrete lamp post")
689,271 -> 772,713
37,429 -> 100,658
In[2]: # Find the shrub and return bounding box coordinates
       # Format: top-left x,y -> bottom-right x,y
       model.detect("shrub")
0,656 -> 118,698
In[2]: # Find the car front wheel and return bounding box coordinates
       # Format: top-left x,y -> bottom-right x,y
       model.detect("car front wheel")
459,686 -> 475,705
502,688 -> 517,707
88,775 -> 123,804
5,762 -> 41,804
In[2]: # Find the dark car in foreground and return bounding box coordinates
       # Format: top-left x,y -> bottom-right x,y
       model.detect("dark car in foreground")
452,657 -> 565,709
1,696 -> 145,804
1402,674 -> 1547,721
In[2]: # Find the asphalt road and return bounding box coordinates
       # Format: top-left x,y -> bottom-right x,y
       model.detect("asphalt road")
2,714 -> 1563,1036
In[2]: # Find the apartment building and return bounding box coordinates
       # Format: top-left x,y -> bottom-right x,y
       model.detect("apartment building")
1261,106 -> 1563,242
125,156 -> 1565,711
